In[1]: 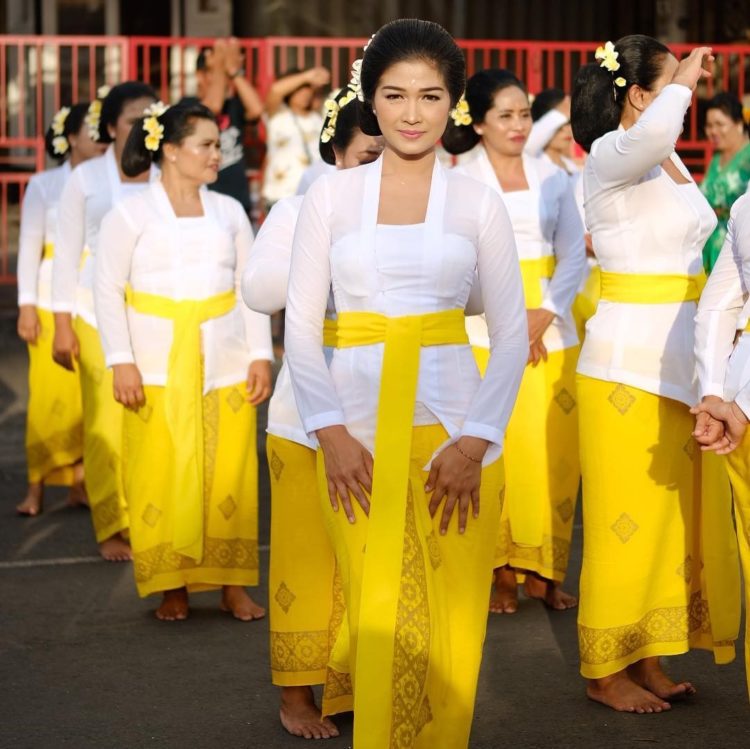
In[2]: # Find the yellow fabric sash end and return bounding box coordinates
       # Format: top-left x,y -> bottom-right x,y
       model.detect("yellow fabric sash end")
322,318 -> 338,348
42,242 -> 54,260
125,285 -> 236,562
744,319 -> 750,333
599,271 -> 706,304
332,308 -> 467,742
520,255 -> 556,308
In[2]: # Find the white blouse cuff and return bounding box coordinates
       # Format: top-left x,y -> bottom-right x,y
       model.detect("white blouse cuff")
540,297 -> 563,318
459,422 -> 505,465
303,410 -> 347,436
735,390 -> 750,420
18,293 -> 38,306
51,301 -> 75,313
249,347 -> 275,363
701,384 -> 727,400
105,351 -> 136,367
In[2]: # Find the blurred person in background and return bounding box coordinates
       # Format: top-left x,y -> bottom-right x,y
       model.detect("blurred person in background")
701,92 -> 750,273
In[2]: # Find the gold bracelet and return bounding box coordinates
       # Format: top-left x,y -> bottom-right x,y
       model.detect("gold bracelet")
454,442 -> 482,463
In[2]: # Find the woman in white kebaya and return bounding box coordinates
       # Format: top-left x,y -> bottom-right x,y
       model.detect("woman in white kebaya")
443,68 -> 586,615
570,37 -> 740,713
51,82 -> 158,561
16,102 -> 105,516
95,102 -> 273,622
284,19 -> 527,749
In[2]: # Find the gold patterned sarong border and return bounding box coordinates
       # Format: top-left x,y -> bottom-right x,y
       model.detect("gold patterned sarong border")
270,630 -> 330,673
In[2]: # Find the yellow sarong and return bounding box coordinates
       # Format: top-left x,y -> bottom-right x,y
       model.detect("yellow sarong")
320,424 -> 503,747
725,439 -> 750,701
495,346 -> 580,581
319,309 -> 500,748
75,317 -> 128,542
267,435 -> 338,688
26,307 -> 83,485
124,383 -> 259,597
577,375 -> 739,678
125,287 -> 235,562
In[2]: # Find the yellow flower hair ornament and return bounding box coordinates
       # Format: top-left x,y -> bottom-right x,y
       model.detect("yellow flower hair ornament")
85,99 -> 103,141
50,106 -> 71,155
142,101 -> 169,152
321,89 -> 357,144
450,95 -> 472,127
595,41 -> 627,90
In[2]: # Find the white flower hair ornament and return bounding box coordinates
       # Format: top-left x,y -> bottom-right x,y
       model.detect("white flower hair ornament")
50,106 -> 71,155
85,99 -> 102,141
321,89 -> 357,144
595,41 -> 627,89
142,101 -> 170,152
450,95 -> 472,127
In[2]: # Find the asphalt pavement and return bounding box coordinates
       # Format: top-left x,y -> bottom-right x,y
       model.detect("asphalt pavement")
0,314 -> 748,749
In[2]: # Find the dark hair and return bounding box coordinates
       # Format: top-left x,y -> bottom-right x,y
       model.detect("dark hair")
358,19 -> 466,137
44,102 -> 90,161
121,102 -> 217,177
442,68 -> 525,155
705,92 -> 745,125
319,89 -> 370,164
196,48 -> 209,72
571,35 -> 671,152
531,88 -> 566,122
98,81 -> 158,143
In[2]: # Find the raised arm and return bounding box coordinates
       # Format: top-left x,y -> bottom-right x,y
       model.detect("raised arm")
264,67 -> 331,117
241,197 -> 300,314
525,108 -> 568,158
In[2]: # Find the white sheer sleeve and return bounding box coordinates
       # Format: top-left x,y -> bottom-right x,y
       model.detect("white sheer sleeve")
94,204 -> 138,366
52,168 -> 86,313
525,109 -> 568,157
542,175 -> 586,317
284,177 -> 345,434
241,197 -> 300,315
695,196 -> 750,398
461,188 -> 528,450
590,83 -> 693,188
17,177 -> 46,306
232,202 -> 274,362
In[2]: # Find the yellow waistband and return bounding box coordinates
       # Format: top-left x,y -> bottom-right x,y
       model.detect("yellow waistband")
126,285 -> 236,562
42,242 -> 54,260
322,318 -> 337,348
599,271 -> 706,304
520,255 -> 556,307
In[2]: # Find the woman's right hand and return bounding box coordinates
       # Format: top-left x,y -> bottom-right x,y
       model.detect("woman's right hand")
305,66 -> 331,88
672,47 -> 714,92
52,314 -> 79,371
113,363 -> 145,410
17,305 -> 41,344
316,424 -> 373,523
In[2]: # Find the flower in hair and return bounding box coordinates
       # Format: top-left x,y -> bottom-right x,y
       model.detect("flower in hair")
142,101 -> 169,151
348,58 -> 365,102
52,135 -> 69,156
97,85 -> 111,99
450,95 -> 472,127
51,106 -> 70,137
595,41 -> 621,73
85,99 -> 102,141
363,34 -> 376,53
321,89 -> 358,143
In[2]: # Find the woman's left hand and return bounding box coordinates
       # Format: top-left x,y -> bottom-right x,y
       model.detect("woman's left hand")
425,436 -> 489,535
246,360 -> 273,405
527,307 -> 555,345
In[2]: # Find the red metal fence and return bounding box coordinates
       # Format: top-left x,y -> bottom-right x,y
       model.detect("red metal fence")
2,34 -> 750,286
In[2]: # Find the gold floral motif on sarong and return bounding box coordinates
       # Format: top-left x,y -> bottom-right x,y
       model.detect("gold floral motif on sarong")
91,491 -> 123,533
270,629 -> 329,673
607,384 -> 636,415
26,426 -> 82,478
323,565 -> 352,703
579,591 -> 711,666
390,486 -> 431,748
274,581 -> 296,613
498,518 -> 571,576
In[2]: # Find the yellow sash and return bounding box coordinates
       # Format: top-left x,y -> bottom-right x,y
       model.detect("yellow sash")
599,271 -> 706,304
125,285 -> 236,561
322,318 -> 337,348
42,242 -> 54,260
331,308 -> 468,734
520,255 -> 556,308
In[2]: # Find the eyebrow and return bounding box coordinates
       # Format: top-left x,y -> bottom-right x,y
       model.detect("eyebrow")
380,85 -> 446,93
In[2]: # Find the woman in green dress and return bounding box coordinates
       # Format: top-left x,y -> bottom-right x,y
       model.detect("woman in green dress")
701,92 -> 750,272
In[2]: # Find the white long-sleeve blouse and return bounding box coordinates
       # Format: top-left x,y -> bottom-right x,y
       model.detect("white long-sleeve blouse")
94,180 -> 273,392
577,83 -> 717,405
695,193 -> 750,414
459,147 -> 586,352
284,155 -> 528,460
52,146 -> 157,327
17,162 -> 71,309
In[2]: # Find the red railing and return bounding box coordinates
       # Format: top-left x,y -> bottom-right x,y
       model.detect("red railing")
2,35 -> 750,286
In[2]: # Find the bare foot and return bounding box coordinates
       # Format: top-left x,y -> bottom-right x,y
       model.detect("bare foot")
490,566 -> 518,614
16,483 -> 43,516
524,573 -> 578,610
67,463 -> 88,508
220,585 -> 266,621
98,533 -> 133,562
628,657 -> 696,700
587,671 -> 671,714
280,686 -> 340,740
156,588 -> 189,621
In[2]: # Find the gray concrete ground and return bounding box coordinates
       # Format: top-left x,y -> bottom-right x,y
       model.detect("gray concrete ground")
0,313 -> 748,749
